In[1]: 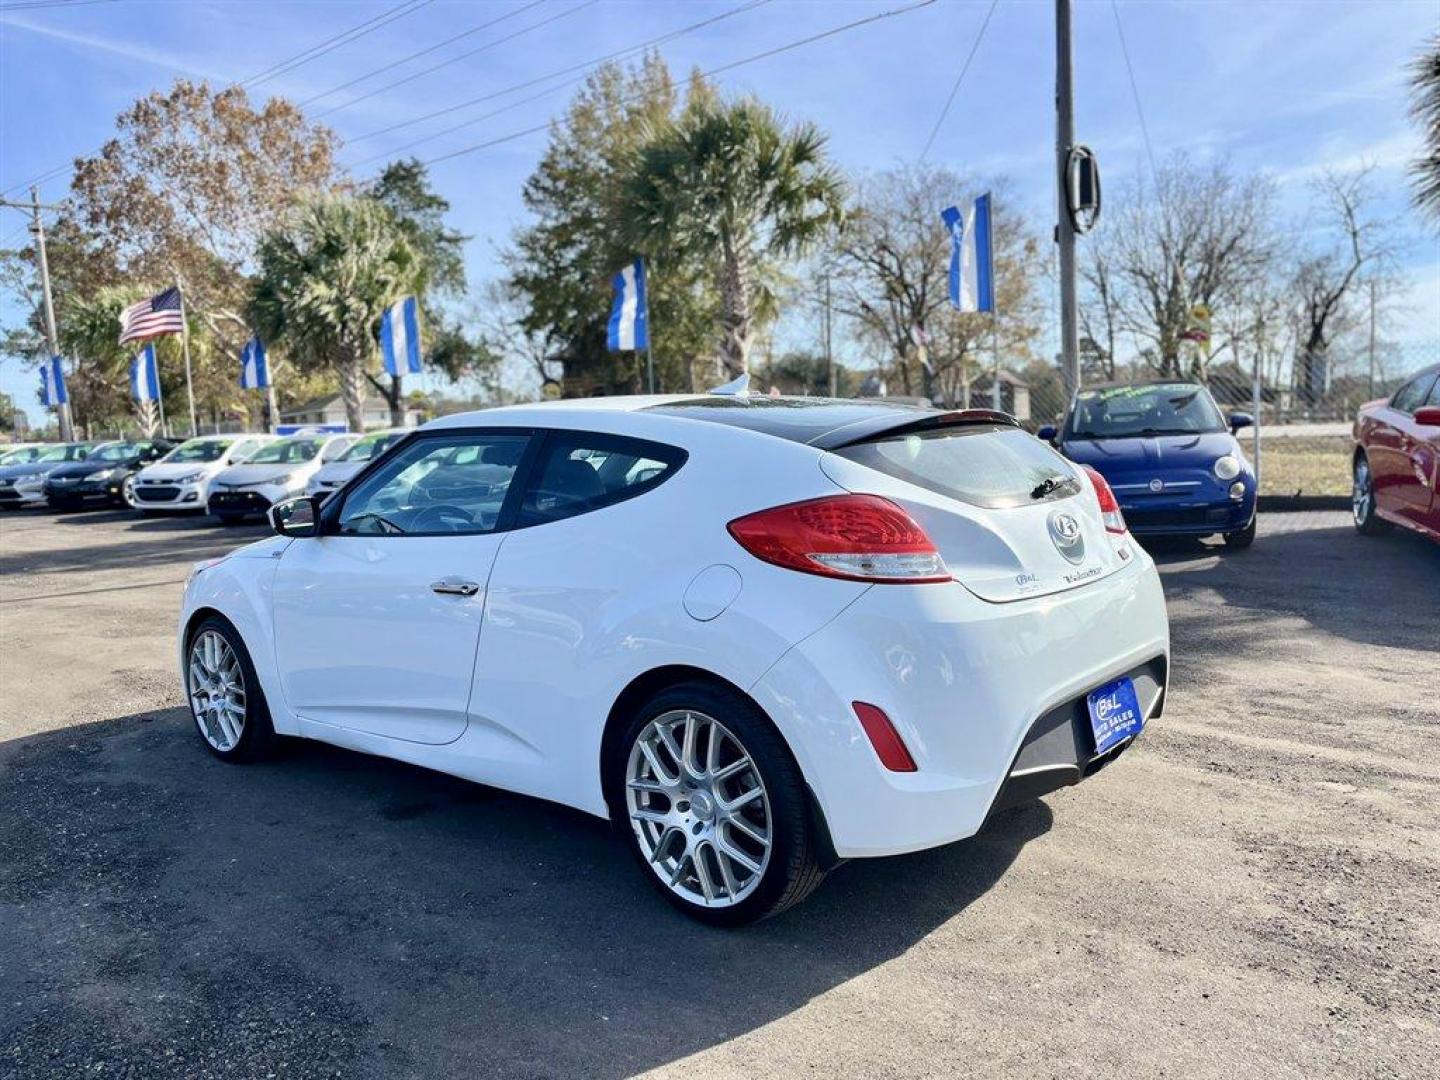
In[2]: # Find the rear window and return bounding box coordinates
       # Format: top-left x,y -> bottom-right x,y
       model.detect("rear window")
834,425 -> 1081,509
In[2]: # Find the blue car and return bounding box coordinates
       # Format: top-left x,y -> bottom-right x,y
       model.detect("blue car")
1039,380 -> 1257,549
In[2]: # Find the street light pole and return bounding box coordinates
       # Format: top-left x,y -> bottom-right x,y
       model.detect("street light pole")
26,187 -> 74,441
1055,0 -> 1080,402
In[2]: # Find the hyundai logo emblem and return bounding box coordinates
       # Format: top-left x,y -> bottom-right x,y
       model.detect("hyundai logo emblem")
1149,478 -> 1164,493
1047,511 -> 1085,564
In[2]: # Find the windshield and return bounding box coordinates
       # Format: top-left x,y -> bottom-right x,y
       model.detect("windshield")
0,447 -> 37,465
165,439 -> 231,463
340,431 -> 402,463
245,438 -> 322,465
1067,383 -> 1226,439
835,424 -> 1082,510
91,442 -> 141,462
34,444 -> 74,462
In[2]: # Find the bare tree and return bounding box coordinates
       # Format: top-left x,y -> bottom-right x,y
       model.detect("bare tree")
1290,168 -> 1394,404
1408,34 -> 1440,226
1082,155 -> 1278,378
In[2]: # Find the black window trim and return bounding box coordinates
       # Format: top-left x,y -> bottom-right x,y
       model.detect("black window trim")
513,428 -> 689,531
317,426 -> 543,538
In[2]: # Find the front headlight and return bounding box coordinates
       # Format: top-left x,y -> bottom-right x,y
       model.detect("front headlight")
90,467 -> 123,482
271,472 -> 297,486
1213,455 -> 1241,480
172,470 -> 205,484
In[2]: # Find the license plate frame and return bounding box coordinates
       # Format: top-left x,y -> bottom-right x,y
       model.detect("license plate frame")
1086,676 -> 1144,756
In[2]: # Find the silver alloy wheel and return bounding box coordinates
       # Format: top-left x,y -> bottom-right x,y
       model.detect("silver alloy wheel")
121,474 -> 136,507
188,630 -> 247,752
1353,458 -> 1372,525
626,709 -> 773,908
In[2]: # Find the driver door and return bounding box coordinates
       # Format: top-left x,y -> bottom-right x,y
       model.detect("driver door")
271,430 -> 533,745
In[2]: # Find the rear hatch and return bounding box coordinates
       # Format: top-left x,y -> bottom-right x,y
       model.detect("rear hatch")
818,416 -> 1131,603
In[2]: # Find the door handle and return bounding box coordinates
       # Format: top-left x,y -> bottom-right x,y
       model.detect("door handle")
431,578 -> 480,596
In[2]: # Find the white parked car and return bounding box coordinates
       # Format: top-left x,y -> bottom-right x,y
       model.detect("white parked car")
129,433 -> 277,514
179,395 -> 1170,924
305,427 -> 411,500
205,433 -> 356,524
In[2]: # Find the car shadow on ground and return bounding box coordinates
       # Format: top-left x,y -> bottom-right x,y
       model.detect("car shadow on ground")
1143,517 -> 1440,653
0,711 -> 1051,1078
0,510 -> 268,577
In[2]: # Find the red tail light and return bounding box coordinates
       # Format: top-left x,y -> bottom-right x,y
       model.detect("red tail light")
727,494 -> 950,583
1080,465 -> 1127,534
852,702 -> 917,772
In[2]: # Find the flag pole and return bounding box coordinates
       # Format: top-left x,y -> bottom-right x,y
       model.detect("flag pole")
644,258 -> 655,394
175,281 -> 198,435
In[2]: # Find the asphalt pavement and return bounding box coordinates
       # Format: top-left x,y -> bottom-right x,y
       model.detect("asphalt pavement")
1,506 -> 1437,1079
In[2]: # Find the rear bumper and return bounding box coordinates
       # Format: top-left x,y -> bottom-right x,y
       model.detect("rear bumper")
750,555 -> 1170,858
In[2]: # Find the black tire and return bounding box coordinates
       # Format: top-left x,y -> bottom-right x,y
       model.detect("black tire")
213,513 -> 247,526
607,680 -> 826,926
1352,453 -> 1387,535
1223,516 -> 1256,549
183,615 -> 277,763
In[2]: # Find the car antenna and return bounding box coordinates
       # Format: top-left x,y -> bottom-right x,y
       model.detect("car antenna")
708,372 -> 750,397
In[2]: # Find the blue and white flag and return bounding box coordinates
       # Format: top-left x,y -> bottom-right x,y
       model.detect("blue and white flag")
380,296 -> 422,376
941,193 -> 995,313
606,258 -> 648,352
240,336 -> 269,389
130,344 -> 161,402
39,355 -> 67,407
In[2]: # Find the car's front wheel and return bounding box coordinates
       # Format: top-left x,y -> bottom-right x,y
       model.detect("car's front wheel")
611,681 -> 826,926
185,616 -> 276,762
1352,454 -> 1387,535
1223,516 -> 1256,549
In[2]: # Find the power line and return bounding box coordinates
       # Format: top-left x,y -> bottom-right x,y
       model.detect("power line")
345,0 -> 772,153
419,0 -> 940,170
313,0 -> 598,120
1110,0 -> 1161,193
0,0 -> 117,10
0,0 -> 433,199
301,0 -> 547,109
241,0 -> 434,89
918,0 -> 1000,162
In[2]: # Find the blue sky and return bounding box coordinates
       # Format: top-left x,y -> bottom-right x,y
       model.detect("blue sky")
2,0 -> 1437,424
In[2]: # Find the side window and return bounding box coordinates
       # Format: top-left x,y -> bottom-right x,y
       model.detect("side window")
1427,377 -> 1440,407
1391,375 -> 1435,414
518,432 -> 686,528
337,433 -> 529,536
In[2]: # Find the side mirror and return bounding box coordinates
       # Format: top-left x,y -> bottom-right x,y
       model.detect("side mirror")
1414,406 -> 1440,427
1037,425 -> 1058,443
270,495 -> 320,538
1228,412 -> 1254,432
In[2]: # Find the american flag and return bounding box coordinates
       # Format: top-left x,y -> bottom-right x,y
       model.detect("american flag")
118,286 -> 185,345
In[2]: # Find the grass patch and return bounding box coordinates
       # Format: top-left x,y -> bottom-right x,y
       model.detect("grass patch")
1257,435 -> 1352,497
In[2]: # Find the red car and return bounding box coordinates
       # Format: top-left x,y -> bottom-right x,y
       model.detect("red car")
1352,363 -> 1440,543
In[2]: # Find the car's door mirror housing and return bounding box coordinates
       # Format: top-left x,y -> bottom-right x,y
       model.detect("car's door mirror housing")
1037,424 -> 1058,443
1414,406 -> 1440,427
270,495 -> 320,538
1228,412 -> 1254,432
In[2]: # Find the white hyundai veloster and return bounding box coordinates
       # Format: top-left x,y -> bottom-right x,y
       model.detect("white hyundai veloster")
179,394 -> 1169,924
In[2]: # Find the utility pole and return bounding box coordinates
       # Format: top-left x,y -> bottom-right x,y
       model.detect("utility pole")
0,188 -> 74,440
1367,278 -> 1377,399
823,272 -> 835,397
1055,0 -> 1080,401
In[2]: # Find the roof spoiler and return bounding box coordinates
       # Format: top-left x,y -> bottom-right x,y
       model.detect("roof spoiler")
814,408 -> 1020,451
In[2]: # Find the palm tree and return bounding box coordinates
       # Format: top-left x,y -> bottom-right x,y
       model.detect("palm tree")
622,99 -> 845,379
1410,35 -> 1440,225
250,194 -> 421,432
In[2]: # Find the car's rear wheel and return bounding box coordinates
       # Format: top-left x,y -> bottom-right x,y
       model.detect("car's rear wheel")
611,681 -> 825,926
185,616 -> 276,762
1352,454 -> 1387,535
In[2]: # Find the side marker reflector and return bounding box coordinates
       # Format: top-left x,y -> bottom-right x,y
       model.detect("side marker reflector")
852,702 -> 917,772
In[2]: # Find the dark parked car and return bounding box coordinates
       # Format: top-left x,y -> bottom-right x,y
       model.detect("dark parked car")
43,439 -> 175,510
1352,364 -> 1440,544
0,441 -> 103,510
1040,380 -> 1257,549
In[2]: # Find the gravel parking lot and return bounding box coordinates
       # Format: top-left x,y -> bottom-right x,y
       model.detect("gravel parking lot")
2,508 -> 1437,1079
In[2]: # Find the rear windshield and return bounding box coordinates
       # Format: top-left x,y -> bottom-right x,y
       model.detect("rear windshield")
835,424 -> 1082,509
